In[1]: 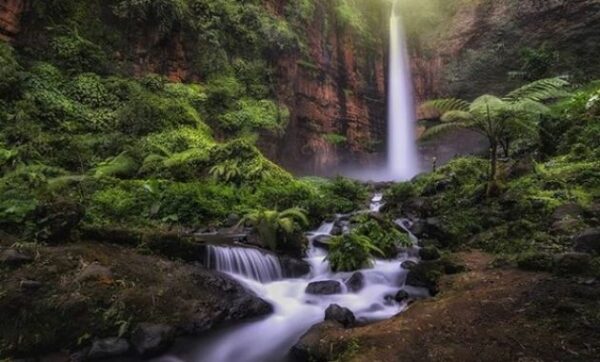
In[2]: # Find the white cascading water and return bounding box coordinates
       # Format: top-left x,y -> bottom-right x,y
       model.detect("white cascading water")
156,194 -> 422,362
204,245 -> 283,283
387,0 -> 419,180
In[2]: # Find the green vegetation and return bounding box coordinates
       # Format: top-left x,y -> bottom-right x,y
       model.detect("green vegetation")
327,232 -> 383,272
422,78 -> 569,183
238,208 -> 309,254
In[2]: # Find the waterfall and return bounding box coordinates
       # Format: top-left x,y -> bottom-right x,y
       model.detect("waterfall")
204,245 -> 283,283
387,0 -> 419,180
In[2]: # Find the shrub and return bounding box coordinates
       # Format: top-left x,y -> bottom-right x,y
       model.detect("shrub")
50,33 -> 108,74
352,214 -> 411,258
327,232 -> 383,272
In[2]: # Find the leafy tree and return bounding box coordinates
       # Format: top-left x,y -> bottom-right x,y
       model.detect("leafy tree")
422,78 -> 569,181
238,208 -> 309,252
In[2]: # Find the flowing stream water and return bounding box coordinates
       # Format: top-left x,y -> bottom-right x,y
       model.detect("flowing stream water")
156,195 -> 421,362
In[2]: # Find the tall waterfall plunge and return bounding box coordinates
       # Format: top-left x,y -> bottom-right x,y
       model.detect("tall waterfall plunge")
387,0 -> 419,180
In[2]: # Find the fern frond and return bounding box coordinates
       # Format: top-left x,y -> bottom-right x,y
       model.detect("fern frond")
422,98 -> 470,113
504,77 -> 569,102
421,122 -> 468,140
278,207 -> 309,227
440,110 -> 473,123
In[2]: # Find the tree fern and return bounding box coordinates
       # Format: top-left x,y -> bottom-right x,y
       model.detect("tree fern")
422,98 -> 470,113
504,77 -> 569,102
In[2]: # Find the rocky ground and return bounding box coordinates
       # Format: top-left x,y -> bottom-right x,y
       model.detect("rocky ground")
0,236 -> 272,360
292,251 -> 600,362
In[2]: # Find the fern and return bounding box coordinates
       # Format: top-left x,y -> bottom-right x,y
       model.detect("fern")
423,98 -> 470,113
504,77 -> 569,102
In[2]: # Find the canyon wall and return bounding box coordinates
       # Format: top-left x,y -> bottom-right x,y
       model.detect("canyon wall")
412,0 -> 600,103
267,1 -> 388,174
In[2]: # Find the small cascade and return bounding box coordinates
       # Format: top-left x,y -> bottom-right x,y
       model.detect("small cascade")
370,193 -> 385,212
205,245 -> 283,283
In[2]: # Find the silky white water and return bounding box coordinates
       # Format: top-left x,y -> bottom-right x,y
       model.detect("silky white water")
387,0 -> 419,180
156,195 -> 421,362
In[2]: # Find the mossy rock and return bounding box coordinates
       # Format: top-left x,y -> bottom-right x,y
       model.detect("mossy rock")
517,252 -> 554,272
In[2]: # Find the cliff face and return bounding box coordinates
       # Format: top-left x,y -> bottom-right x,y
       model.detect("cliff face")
0,0 -> 24,41
411,0 -> 600,103
0,0 -> 387,175
268,1 -> 388,174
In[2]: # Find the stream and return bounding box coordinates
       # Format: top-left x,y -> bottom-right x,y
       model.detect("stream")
154,195 -> 422,362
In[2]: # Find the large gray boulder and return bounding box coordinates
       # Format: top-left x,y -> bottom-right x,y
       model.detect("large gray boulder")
0,249 -> 33,267
573,228 -> 600,255
131,323 -> 175,358
88,338 -> 130,360
324,304 -> 355,328
305,280 -> 342,295
290,321 -> 344,362
345,272 -> 365,292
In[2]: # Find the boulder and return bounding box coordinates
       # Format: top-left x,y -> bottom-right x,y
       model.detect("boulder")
280,257 -> 311,278
290,321 -> 344,362
409,219 -> 426,237
20,280 -> 42,291
405,258 -> 464,295
131,323 -> 175,358
401,260 -> 417,270
394,290 -> 410,303
0,249 -> 33,267
324,304 -> 355,328
313,235 -> 332,248
573,228 -> 600,255
305,280 -> 342,295
419,246 -> 441,261
76,263 -> 113,283
345,272 -> 365,292
553,252 -> 592,275
88,338 -> 130,360
552,202 -> 584,221
330,225 -> 342,236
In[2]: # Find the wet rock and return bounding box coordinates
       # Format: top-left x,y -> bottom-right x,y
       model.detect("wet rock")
573,228 -> 600,255
230,294 -> 273,318
330,225 -> 342,236
76,263 -> 113,283
409,219 -> 426,237
131,323 -> 175,358
88,337 -> 130,360
401,260 -> 417,270
305,280 -> 342,295
20,280 -> 42,291
405,258 -> 464,295
290,321 -> 344,362
324,304 -> 355,327
0,249 -> 33,267
394,290 -> 410,303
280,257 -> 311,278
345,272 -> 365,292
313,235 -> 332,248
419,246 -> 441,261
553,252 -> 592,275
